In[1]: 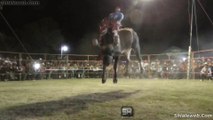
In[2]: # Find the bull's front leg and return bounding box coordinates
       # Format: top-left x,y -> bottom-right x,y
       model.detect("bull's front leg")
113,56 -> 119,84
102,65 -> 107,84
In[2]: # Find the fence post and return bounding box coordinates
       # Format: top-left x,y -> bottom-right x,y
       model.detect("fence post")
147,55 -> 151,78
88,55 -> 90,78
18,53 -> 22,80
187,46 -> 192,79
191,52 -> 195,79
66,55 -> 69,78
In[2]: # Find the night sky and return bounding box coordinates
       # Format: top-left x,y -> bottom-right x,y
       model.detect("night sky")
0,0 -> 212,54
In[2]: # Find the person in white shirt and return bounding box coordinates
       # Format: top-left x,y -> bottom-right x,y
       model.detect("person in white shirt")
200,62 -> 212,80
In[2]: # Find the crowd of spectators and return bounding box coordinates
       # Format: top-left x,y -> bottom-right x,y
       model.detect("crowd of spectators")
0,55 -> 212,81
0,56 -> 103,81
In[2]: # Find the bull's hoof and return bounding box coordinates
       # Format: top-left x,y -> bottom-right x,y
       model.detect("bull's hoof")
113,79 -> 117,84
102,79 -> 106,84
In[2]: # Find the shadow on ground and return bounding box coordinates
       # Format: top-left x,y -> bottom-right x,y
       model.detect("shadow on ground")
0,90 -> 139,119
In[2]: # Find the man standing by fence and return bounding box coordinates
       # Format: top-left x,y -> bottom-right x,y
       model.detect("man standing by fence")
200,62 -> 212,80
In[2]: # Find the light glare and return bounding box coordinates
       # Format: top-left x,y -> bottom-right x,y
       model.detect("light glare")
61,45 -> 68,52
182,57 -> 187,61
33,63 -> 41,70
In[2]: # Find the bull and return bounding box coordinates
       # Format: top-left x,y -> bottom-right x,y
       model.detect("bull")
94,27 -> 143,84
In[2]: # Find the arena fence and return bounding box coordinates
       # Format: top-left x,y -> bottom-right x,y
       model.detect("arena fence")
0,49 -> 212,81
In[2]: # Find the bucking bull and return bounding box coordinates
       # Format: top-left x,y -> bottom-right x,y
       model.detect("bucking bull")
93,27 -> 143,84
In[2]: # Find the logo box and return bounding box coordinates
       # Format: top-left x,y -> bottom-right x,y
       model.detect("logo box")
121,106 -> 134,117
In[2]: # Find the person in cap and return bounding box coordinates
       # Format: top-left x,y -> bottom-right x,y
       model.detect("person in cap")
200,62 -> 212,80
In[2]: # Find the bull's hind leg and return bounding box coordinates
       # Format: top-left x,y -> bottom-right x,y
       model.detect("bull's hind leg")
125,49 -> 131,77
131,31 -> 143,75
134,44 -> 144,77
135,47 -> 144,75
113,56 -> 119,84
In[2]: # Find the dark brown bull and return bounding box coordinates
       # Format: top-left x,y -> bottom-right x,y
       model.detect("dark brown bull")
94,28 -> 143,84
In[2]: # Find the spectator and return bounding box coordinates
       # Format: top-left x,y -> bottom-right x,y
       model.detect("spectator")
200,62 -> 212,80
